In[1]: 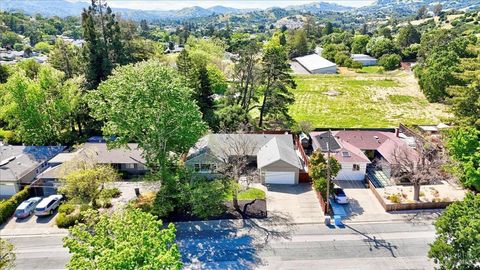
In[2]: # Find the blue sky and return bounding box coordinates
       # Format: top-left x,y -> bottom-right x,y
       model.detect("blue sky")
72,1 -> 376,10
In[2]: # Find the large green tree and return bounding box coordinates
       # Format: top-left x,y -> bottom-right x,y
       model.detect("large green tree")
366,37 -> 399,59
64,208 -> 182,270
0,65 -> 81,145
81,0 -> 126,89
258,37 -> 296,128
415,50 -> 461,102
444,127 -> 480,191
288,29 -> 309,58
351,35 -> 370,54
309,148 -> 341,201
49,38 -> 83,79
396,24 -> 421,49
0,238 -> 15,270
429,193 -> 480,270
88,60 -> 207,172
59,156 -> 120,207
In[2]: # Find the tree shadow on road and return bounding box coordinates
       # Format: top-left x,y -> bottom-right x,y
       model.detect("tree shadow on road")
344,224 -> 398,258
244,211 -> 297,248
176,219 -> 263,270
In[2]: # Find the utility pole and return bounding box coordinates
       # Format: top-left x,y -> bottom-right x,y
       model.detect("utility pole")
325,130 -> 331,215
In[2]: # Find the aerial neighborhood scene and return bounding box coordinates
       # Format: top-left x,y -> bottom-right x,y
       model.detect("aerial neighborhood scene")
1,0 -> 480,269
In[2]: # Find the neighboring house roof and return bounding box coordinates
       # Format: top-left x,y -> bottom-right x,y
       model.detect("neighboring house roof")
311,131 -> 341,152
351,54 -> 377,62
37,143 -> 146,180
332,130 -> 398,150
187,134 -> 294,162
294,54 -> 336,72
36,165 -> 61,180
0,145 -> 65,182
310,130 -> 416,165
334,140 -> 371,163
257,137 -> 302,169
82,143 -> 145,164
376,138 -> 418,164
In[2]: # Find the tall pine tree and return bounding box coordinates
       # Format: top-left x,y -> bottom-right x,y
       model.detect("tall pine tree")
81,0 -> 125,89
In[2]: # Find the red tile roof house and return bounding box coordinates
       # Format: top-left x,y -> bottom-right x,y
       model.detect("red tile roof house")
309,130 -> 418,184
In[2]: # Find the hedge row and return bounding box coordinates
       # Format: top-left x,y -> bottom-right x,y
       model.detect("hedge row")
0,186 -> 30,224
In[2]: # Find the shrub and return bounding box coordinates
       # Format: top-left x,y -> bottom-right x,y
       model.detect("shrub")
0,186 -> 30,224
334,52 -> 351,66
388,193 -> 402,203
132,192 -> 156,213
13,43 -> 23,51
0,129 -> 20,144
80,204 -> 93,212
56,212 -> 82,228
378,54 -> 401,70
189,180 -> 226,219
312,178 -> 332,200
99,188 -> 121,199
350,61 -> 363,69
33,41 -> 51,53
58,203 -> 75,215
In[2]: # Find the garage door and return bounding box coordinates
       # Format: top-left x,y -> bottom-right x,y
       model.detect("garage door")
0,183 -> 17,197
265,171 -> 295,185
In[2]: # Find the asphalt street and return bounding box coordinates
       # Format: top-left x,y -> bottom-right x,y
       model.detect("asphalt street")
4,219 -> 436,270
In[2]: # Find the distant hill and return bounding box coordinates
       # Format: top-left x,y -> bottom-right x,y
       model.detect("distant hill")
0,0 -> 251,21
1,0 -> 351,21
362,0 -> 480,14
2,0 -> 477,22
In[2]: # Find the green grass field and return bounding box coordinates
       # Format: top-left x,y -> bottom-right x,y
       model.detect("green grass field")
289,73 -> 449,128
225,188 -> 266,201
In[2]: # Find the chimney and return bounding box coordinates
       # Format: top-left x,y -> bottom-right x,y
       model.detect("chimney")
395,128 -> 400,137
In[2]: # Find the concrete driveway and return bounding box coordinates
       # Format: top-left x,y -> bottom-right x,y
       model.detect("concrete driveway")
266,183 -> 324,224
0,210 -> 66,237
333,180 -> 391,222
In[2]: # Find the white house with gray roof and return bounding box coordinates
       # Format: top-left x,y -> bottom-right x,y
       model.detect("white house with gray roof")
0,144 -> 64,197
185,134 -> 303,184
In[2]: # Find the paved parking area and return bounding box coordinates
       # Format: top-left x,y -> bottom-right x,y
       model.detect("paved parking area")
333,180 -> 393,222
266,183 -> 324,224
0,210 -> 66,237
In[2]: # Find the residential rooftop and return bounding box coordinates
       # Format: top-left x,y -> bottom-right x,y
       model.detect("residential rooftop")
294,54 -> 336,71
0,145 -> 65,182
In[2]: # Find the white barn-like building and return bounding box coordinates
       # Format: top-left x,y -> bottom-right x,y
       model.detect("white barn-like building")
294,54 -> 337,74
351,54 -> 378,66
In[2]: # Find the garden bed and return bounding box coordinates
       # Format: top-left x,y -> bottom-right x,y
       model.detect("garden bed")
367,179 -> 466,211
163,199 -> 267,222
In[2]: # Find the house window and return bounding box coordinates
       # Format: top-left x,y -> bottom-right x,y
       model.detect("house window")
342,151 -> 350,157
200,163 -> 211,172
125,163 -> 135,169
194,164 -> 200,172
353,164 -> 360,171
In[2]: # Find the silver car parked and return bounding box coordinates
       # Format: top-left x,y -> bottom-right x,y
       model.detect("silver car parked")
34,195 -> 64,216
14,197 -> 42,219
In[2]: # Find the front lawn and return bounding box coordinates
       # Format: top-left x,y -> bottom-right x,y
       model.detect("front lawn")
357,66 -> 384,74
225,188 -> 266,201
289,72 -> 450,128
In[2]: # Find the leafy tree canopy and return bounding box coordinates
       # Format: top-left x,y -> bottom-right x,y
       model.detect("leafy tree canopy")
429,193 -> 480,270
88,60 -> 207,172
64,207 -> 182,270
